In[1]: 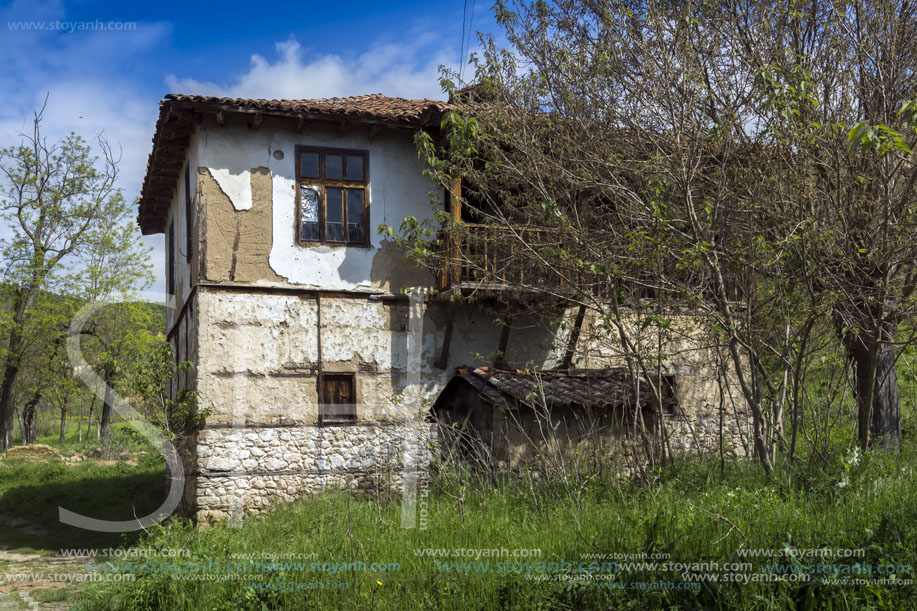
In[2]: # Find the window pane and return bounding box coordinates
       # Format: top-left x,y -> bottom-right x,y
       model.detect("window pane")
326,187 -> 344,241
345,155 -> 364,181
301,222 -> 320,241
300,185 -> 320,241
326,154 -> 343,179
347,189 -> 365,243
300,152 -> 319,178
321,375 -> 356,422
300,185 -> 319,222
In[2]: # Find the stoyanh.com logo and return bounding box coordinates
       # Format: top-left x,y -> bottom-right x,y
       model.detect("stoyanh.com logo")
7,20 -> 137,33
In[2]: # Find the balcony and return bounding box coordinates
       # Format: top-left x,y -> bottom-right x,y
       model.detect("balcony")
439,223 -> 561,291
437,222 -> 743,301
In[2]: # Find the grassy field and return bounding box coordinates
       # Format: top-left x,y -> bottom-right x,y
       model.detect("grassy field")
0,425 -> 165,552
0,425 -> 166,609
2,402 -> 915,609
69,443 -> 917,610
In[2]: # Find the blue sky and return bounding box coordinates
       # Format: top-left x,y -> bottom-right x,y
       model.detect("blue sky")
0,0 -> 492,296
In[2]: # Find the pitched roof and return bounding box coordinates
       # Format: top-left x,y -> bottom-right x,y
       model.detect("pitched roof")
137,93 -> 452,235
435,367 -> 662,411
164,93 -> 452,125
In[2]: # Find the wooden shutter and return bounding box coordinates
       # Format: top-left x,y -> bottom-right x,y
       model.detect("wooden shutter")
320,374 -> 356,424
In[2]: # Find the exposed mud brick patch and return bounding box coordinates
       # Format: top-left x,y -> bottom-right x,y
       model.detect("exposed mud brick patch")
199,166 -> 283,283
370,239 -> 436,292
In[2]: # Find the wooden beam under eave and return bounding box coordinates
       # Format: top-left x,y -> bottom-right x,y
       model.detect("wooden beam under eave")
337,121 -> 350,136
369,123 -> 383,139
215,111 -> 226,127
149,188 -> 175,199
155,145 -> 191,157
248,112 -> 263,130
146,199 -> 171,210
169,106 -> 203,126
296,116 -> 305,132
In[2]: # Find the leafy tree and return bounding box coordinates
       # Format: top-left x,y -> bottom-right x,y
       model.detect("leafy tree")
722,0 -> 917,449
127,338 -> 205,438
0,104 -> 151,449
400,0 -> 917,471
81,302 -> 159,439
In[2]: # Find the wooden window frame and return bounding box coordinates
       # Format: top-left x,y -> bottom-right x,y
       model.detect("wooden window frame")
318,372 -> 358,425
184,164 -> 193,262
295,145 -> 370,247
167,221 -> 175,296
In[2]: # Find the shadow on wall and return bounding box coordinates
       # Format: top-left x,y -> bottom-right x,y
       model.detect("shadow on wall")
379,299 -> 450,422
445,305 -> 564,372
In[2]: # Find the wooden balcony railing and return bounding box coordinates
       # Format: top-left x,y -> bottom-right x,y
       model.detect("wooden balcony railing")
438,222 -> 745,301
439,223 -> 565,289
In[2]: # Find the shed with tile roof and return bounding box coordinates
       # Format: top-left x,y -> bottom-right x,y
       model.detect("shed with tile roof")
431,367 -> 675,469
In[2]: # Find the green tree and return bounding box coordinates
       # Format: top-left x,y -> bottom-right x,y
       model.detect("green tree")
81,302 -> 158,439
0,104 -> 151,450
404,0 -> 917,470
722,0 -> 917,450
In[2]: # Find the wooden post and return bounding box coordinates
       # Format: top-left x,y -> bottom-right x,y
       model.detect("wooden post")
494,317 -> 512,370
450,177 -> 462,286
561,305 -> 587,370
435,303 -> 455,370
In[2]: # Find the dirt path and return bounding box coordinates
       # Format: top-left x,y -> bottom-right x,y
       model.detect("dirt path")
0,515 -> 86,610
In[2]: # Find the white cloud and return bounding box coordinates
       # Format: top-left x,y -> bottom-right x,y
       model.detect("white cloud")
166,35 -> 455,101
1,11 -> 465,299
0,3 -> 169,299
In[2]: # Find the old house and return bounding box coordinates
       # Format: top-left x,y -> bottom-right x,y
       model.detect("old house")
137,93 -> 750,521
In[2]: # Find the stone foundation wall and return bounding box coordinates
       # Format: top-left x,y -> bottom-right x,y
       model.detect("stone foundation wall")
194,422 -> 435,520
665,401 -> 750,458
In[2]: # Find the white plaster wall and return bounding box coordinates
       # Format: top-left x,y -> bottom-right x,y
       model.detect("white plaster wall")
192,289 -> 579,425
195,119 -> 441,291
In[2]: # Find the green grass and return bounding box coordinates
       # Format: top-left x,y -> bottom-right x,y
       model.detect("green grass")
73,443 -> 917,611
30,420 -> 151,455
0,452 -> 166,552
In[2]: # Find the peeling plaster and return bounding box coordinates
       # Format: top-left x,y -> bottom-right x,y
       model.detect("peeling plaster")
196,121 -> 440,290
210,168 -> 252,211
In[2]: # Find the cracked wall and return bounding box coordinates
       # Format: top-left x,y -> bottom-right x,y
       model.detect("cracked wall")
199,166 -> 284,284
194,118 -> 439,291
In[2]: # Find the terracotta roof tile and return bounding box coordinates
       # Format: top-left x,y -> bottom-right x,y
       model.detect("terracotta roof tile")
437,368 -> 663,410
164,93 -> 452,124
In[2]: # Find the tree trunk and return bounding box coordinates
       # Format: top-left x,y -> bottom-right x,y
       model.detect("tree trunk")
59,408 -> 68,443
0,289 -> 38,451
0,362 -> 19,450
100,385 -> 113,439
22,394 -> 39,445
86,393 -> 96,440
845,330 -> 901,448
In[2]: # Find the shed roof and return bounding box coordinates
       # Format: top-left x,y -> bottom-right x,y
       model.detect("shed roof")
434,367 -> 661,411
